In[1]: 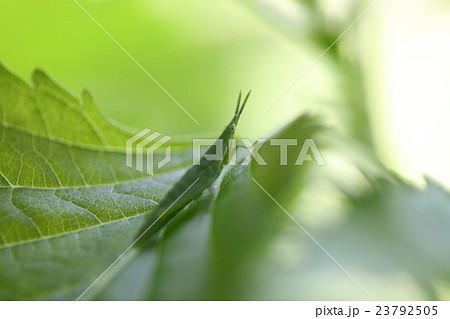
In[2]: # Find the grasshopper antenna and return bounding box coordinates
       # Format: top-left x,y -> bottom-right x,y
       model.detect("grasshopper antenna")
239,90 -> 251,115
235,91 -> 242,115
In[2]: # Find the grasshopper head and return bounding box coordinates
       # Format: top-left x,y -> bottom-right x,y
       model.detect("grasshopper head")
218,90 -> 251,151
218,90 -> 251,164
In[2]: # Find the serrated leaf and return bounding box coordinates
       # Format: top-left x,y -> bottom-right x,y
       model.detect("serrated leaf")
0,64 -> 194,299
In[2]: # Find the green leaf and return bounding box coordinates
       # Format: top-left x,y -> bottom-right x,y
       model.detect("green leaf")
0,63 -> 193,299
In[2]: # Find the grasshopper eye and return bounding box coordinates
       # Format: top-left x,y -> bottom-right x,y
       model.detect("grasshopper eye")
230,124 -> 236,132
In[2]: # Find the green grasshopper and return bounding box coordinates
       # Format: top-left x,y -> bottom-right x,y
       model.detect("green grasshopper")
137,91 -> 251,246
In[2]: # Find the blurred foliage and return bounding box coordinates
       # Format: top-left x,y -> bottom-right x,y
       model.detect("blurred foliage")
0,0 -> 449,300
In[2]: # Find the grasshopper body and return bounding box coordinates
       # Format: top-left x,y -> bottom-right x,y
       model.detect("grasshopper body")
137,91 -> 251,245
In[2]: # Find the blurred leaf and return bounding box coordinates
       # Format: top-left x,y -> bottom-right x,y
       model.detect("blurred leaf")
252,175 -> 450,300
335,176 -> 450,299
251,114 -> 324,201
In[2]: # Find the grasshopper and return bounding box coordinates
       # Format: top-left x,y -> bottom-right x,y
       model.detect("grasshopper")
137,91 -> 251,245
